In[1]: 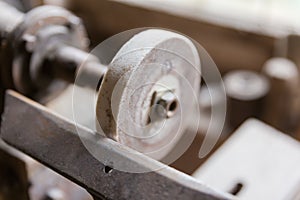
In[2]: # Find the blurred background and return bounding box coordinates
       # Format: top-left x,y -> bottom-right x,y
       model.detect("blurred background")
1,0 -> 300,199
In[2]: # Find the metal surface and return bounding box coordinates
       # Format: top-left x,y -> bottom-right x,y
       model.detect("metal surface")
1,90 -> 232,200
155,90 -> 178,119
0,140 -> 93,200
193,119 -> 300,200
0,1 -> 24,35
223,70 -> 269,128
262,57 -> 300,134
26,154 -> 93,200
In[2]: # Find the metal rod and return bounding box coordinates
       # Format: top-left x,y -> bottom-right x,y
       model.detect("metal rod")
49,45 -> 107,88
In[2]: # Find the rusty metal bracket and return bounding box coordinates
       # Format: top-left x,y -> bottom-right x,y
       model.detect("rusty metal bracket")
0,90 -> 232,200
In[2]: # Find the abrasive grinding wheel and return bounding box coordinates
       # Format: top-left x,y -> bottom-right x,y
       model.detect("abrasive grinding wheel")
96,29 -> 201,160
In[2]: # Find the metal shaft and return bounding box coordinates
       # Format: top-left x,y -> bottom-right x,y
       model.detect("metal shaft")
47,45 -> 107,88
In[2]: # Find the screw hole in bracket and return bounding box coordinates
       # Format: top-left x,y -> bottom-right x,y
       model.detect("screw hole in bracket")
103,166 -> 113,174
229,182 -> 244,196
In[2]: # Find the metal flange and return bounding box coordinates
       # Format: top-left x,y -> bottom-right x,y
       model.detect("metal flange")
11,5 -> 88,95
